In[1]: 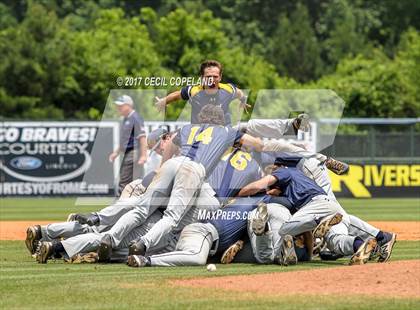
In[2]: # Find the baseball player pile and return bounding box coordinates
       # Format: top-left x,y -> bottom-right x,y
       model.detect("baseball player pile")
24,105 -> 396,269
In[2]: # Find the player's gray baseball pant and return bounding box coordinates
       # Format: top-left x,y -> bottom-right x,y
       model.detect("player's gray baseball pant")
40,222 -> 107,242
148,222 -> 219,267
324,214 -> 380,256
104,156 -> 184,248
248,203 -> 292,264
241,119 -> 295,138
297,158 -> 335,199
140,158 -> 207,250
278,195 -> 349,237
61,210 -> 164,258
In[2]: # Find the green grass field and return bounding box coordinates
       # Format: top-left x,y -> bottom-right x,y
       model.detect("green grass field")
0,198 -> 419,309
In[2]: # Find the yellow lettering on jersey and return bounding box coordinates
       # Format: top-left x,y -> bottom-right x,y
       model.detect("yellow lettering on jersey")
187,127 -> 214,145
187,126 -> 200,145
230,151 -> 252,171
196,127 -> 213,144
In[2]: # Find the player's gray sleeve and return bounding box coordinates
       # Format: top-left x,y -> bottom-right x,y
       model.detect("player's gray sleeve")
298,158 -> 335,199
279,196 -> 349,237
40,222 -> 101,242
140,159 -> 206,250
104,156 -> 184,248
262,140 -> 327,162
248,203 -> 291,264
240,119 -> 295,138
149,223 -> 218,267
194,182 -> 220,211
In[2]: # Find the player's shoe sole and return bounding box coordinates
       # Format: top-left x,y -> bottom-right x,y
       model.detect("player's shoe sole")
313,213 -> 343,239
67,252 -> 99,264
25,225 -> 41,255
221,240 -> 244,264
251,202 -> 268,236
36,241 -> 53,264
127,255 -> 148,267
97,235 -> 112,262
350,238 -> 377,265
280,235 -> 297,266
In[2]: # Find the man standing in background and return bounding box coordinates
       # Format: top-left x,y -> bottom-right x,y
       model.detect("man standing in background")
109,95 -> 147,195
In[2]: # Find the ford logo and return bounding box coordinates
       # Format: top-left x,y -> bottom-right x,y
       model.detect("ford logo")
10,156 -> 42,170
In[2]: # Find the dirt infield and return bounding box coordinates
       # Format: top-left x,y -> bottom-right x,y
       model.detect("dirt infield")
0,221 -> 52,240
1,220 -> 419,240
173,260 -> 420,298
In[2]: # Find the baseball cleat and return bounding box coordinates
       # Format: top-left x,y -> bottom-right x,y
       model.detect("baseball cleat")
251,202 -> 269,236
66,213 -> 77,222
127,255 -> 148,268
25,225 -> 42,255
66,252 -> 99,264
36,241 -> 54,264
221,240 -> 244,264
350,238 -> 377,265
377,232 -> 397,263
313,213 -> 343,239
74,213 -> 99,226
128,239 -> 146,256
97,235 -> 112,262
325,157 -> 349,175
319,250 -> 344,261
293,113 -> 310,132
276,235 -> 297,266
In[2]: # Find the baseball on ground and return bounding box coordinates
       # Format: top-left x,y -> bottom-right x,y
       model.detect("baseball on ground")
206,264 -> 217,272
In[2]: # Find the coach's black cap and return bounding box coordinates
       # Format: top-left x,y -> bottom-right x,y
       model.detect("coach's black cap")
147,128 -> 169,151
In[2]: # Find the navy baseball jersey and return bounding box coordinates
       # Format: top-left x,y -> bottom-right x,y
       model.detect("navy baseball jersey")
207,148 -> 261,203
271,167 -> 326,209
208,196 -> 268,253
120,110 -> 146,152
174,124 -> 243,175
180,83 -> 237,124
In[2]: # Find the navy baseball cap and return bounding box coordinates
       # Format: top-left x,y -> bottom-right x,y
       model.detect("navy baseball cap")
147,128 -> 169,151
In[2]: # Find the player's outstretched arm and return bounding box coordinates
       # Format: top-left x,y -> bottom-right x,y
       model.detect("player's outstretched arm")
239,134 -> 264,152
237,175 -> 277,197
155,90 -> 182,112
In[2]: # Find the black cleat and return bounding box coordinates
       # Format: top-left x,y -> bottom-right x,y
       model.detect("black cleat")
74,213 -> 99,226
320,250 -> 344,261
128,239 -> 146,256
25,225 -> 42,255
36,241 -> 54,264
97,235 -> 113,262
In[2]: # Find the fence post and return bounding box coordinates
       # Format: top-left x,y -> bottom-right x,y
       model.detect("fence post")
369,125 -> 376,160
410,124 -> 415,157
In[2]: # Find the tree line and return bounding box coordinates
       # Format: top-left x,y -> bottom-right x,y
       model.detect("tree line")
0,0 -> 419,121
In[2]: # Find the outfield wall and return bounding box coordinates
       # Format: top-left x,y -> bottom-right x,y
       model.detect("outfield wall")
1,121 -> 419,198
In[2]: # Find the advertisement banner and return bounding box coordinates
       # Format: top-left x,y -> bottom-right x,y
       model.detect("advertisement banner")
0,122 -> 118,196
330,164 -> 420,198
